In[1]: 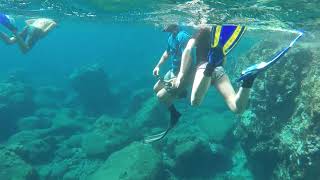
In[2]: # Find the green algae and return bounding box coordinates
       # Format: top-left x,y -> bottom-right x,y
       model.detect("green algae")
88,142 -> 162,180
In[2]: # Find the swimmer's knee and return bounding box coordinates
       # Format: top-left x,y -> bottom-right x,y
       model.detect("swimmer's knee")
156,91 -> 166,101
233,107 -> 245,115
153,84 -> 161,93
153,85 -> 158,92
153,81 -> 163,93
191,99 -> 201,107
157,90 -> 173,103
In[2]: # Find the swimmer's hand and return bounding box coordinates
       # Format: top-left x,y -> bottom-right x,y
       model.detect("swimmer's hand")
153,66 -> 160,76
174,73 -> 183,88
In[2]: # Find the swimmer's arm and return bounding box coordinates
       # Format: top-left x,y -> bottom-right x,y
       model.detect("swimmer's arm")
177,38 -> 195,80
155,50 -> 170,68
0,32 -> 16,44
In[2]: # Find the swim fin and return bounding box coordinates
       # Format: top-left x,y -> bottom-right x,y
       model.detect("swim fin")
0,13 -> 17,31
144,129 -> 170,143
237,31 -> 303,82
144,111 -> 180,143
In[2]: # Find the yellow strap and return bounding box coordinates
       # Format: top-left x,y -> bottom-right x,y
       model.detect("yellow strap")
212,26 -> 221,48
223,26 -> 243,54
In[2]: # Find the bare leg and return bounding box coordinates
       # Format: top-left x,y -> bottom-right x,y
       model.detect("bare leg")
19,27 -> 29,40
13,26 -> 35,53
214,74 -> 250,114
25,28 -> 42,50
153,80 -> 165,93
190,68 -> 211,106
156,88 -> 176,106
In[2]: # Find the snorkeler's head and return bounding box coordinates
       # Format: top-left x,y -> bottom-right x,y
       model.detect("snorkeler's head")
162,24 -> 179,34
193,27 -> 211,53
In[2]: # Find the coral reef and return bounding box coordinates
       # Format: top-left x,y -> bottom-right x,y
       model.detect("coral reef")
234,36 -> 320,179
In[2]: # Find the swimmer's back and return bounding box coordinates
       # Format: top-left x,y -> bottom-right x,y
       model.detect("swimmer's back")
25,18 -> 56,32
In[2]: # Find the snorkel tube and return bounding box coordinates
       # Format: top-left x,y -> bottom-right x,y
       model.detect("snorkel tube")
0,13 -> 17,31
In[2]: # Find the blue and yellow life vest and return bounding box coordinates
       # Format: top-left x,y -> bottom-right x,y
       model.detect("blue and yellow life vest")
208,25 -> 246,66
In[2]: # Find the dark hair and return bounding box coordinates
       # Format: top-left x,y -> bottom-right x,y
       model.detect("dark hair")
193,27 -> 211,63
162,24 -> 179,33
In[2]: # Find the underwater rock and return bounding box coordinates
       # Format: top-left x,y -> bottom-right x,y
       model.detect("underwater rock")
234,39 -> 320,179
7,130 -> 57,165
41,123 -> 85,140
0,147 -> 39,180
69,64 -> 117,115
81,132 -> 108,158
38,133 -> 102,179
16,138 -> 55,165
82,115 -> 133,159
34,86 -> 67,108
216,144 -> 253,180
34,108 -> 87,140
64,134 -> 83,149
62,158 -> 102,180
124,88 -> 153,117
192,107 -> 236,142
34,108 -> 57,120
129,96 -> 168,134
163,124 -> 232,178
7,109 -> 87,165
0,81 -> 35,141
17,116 -> 52,131
39,153 -> 102,180
88,142 -> 163,180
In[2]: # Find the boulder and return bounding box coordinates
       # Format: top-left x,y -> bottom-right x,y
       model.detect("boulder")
17,116 -> 52,131
81,132 -> 108,158
34,86 -> 67,108
7,130 -> 56,165
124,88 -> 153,117
82,115 -> 132,158
0,81 -> 35,141
130,96 -> 168,133
89,142 -> 163,180
69,64 -> 117,115
164,124 -> 232,178
0,147 -> 39,180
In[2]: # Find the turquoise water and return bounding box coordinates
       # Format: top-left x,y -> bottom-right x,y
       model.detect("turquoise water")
0,1 -> 319,180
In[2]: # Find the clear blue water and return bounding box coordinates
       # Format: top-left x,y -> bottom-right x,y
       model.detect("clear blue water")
0,22 -> 164,86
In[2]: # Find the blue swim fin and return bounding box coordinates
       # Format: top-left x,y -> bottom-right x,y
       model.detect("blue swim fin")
0,13 -> 17,31
237,31 -> 303,82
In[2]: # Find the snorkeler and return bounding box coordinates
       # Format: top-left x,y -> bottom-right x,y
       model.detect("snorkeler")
174,25 -> 251,113
0,13 -> 57,54
175,25 -> 303,113
145,24 -> 192,143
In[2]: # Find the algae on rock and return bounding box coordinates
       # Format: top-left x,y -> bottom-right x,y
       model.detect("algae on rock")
89,142 -> 163,180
